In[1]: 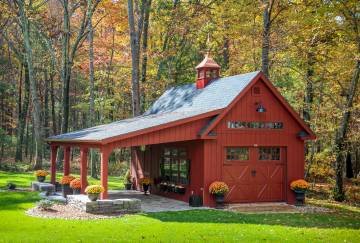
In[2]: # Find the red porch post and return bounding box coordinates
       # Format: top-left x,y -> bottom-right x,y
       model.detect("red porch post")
100,146 -> 111,199
80,147 -> 89,194
50,145 -> 58,185
63,146 -> 70,176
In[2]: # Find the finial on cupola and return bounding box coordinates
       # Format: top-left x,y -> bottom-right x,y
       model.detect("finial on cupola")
195,34 -> 221,89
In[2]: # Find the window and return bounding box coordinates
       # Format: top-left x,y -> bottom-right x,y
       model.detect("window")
198,70 -> 204,79
206,71 -> 211,78
258,147 -> 280,160
228,121 -> 283,129
160,148 -> 189,184
226,147 -> 249,161
212,70 -> 218,78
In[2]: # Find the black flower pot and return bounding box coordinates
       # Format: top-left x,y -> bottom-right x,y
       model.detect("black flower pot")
125,183 -> 132,190
189,195 -> 203,207
73,188 -> 81,195
143,184 -> 150,195
169,185 -> 175,192
160,184 -> 167,191
214,194 -> 225,209
294,190 -> 305,206
37,176 -> 45,182
175,187 -> 186,194
62,184 -> 72,198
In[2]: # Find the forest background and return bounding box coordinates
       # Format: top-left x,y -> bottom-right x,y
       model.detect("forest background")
0,0 -> 359,201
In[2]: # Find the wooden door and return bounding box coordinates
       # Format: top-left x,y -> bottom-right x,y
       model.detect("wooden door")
223,147 -> 286,203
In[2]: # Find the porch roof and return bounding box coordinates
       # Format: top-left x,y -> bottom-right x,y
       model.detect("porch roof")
47,71 -> 260,143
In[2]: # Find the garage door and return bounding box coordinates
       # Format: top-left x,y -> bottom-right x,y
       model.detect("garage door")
223,147 -> 286,203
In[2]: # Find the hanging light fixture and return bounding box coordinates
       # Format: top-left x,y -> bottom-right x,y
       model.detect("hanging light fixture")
256,104 -> 266,113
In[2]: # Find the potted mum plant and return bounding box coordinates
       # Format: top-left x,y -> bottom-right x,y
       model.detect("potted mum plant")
85,185 -> 104,201
209,181 -> 229,208
34,170 -> 49,182
290,179 -> 310,206
124,170 -> 132,190
60,175 -> 75,198
70,178 -> 81,195
139,177 -> 151,195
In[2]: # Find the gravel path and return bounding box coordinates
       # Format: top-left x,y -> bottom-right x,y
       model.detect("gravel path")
26,204 -> 126,220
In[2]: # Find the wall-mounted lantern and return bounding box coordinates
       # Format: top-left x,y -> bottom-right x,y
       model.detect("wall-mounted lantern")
256,104 -> 266,113
140,145 -> 146,152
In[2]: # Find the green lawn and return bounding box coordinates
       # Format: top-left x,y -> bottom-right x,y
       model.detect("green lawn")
0,171 -> 124,190
0,191 -> 359,242
0,172 -> 359,242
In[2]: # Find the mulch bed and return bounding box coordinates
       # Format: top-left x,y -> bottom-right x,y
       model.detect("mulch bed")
26,204 -> 126,220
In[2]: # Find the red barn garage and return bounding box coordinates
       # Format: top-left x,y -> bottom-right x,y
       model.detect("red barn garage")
48,54 -> 315,207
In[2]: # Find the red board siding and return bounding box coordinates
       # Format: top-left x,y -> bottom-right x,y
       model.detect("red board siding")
109,118 -> 210,150
203,80 -> 305,206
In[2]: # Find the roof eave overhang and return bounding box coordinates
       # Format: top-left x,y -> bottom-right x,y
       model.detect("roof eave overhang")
47,109 -> 223,147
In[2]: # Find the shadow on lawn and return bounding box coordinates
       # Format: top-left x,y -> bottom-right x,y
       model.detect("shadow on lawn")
144,209 -> 360,229
0,191 -> 39,210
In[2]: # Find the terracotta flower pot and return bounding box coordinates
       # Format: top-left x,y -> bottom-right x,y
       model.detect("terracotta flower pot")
37,176 -> 45,182
88,193 -> 99,201
294,190 -> 305,206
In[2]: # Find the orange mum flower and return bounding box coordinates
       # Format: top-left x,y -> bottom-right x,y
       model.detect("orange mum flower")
60,175 -> 75,185
209,181 -> 229,195
290,179 -> 310,191
70,178 -> 81,189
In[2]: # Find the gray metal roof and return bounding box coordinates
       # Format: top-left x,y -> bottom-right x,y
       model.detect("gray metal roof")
48,71 -> 260,142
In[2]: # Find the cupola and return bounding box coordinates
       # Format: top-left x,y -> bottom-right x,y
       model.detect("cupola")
195,53 -> 220,89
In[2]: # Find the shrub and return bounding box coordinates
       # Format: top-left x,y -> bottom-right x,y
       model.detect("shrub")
34,170 -> 49,177
290,179 -> 310,192
36,199 -> 54,210
60,175 -> 75,185
70,178 -> 81,189
346,186 -> 360,202
351,178 -> 360,186
209,181 -> 229,195
85,185 -> 104,194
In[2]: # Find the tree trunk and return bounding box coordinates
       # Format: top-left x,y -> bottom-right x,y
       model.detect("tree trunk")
261,0 -> 271,78
17,0 -> 43,169
44,70 -> 50,138
15,64 -> 24,162
333,58 -> 359,201
50,71 -> 57,135
223,38 -> 229,71
61,0 -> 71,134
346,151 -> 354,178
303,50 -> 315,123
87,0 -> 97,178
140,0 -> 152,112
127,0 -> 145,116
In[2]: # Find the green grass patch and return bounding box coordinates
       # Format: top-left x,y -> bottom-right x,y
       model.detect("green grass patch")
0,170 -> 124,189
0,191 -> 359,242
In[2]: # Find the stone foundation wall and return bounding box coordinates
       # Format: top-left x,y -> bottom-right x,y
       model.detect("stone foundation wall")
67,195 -> 141,215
